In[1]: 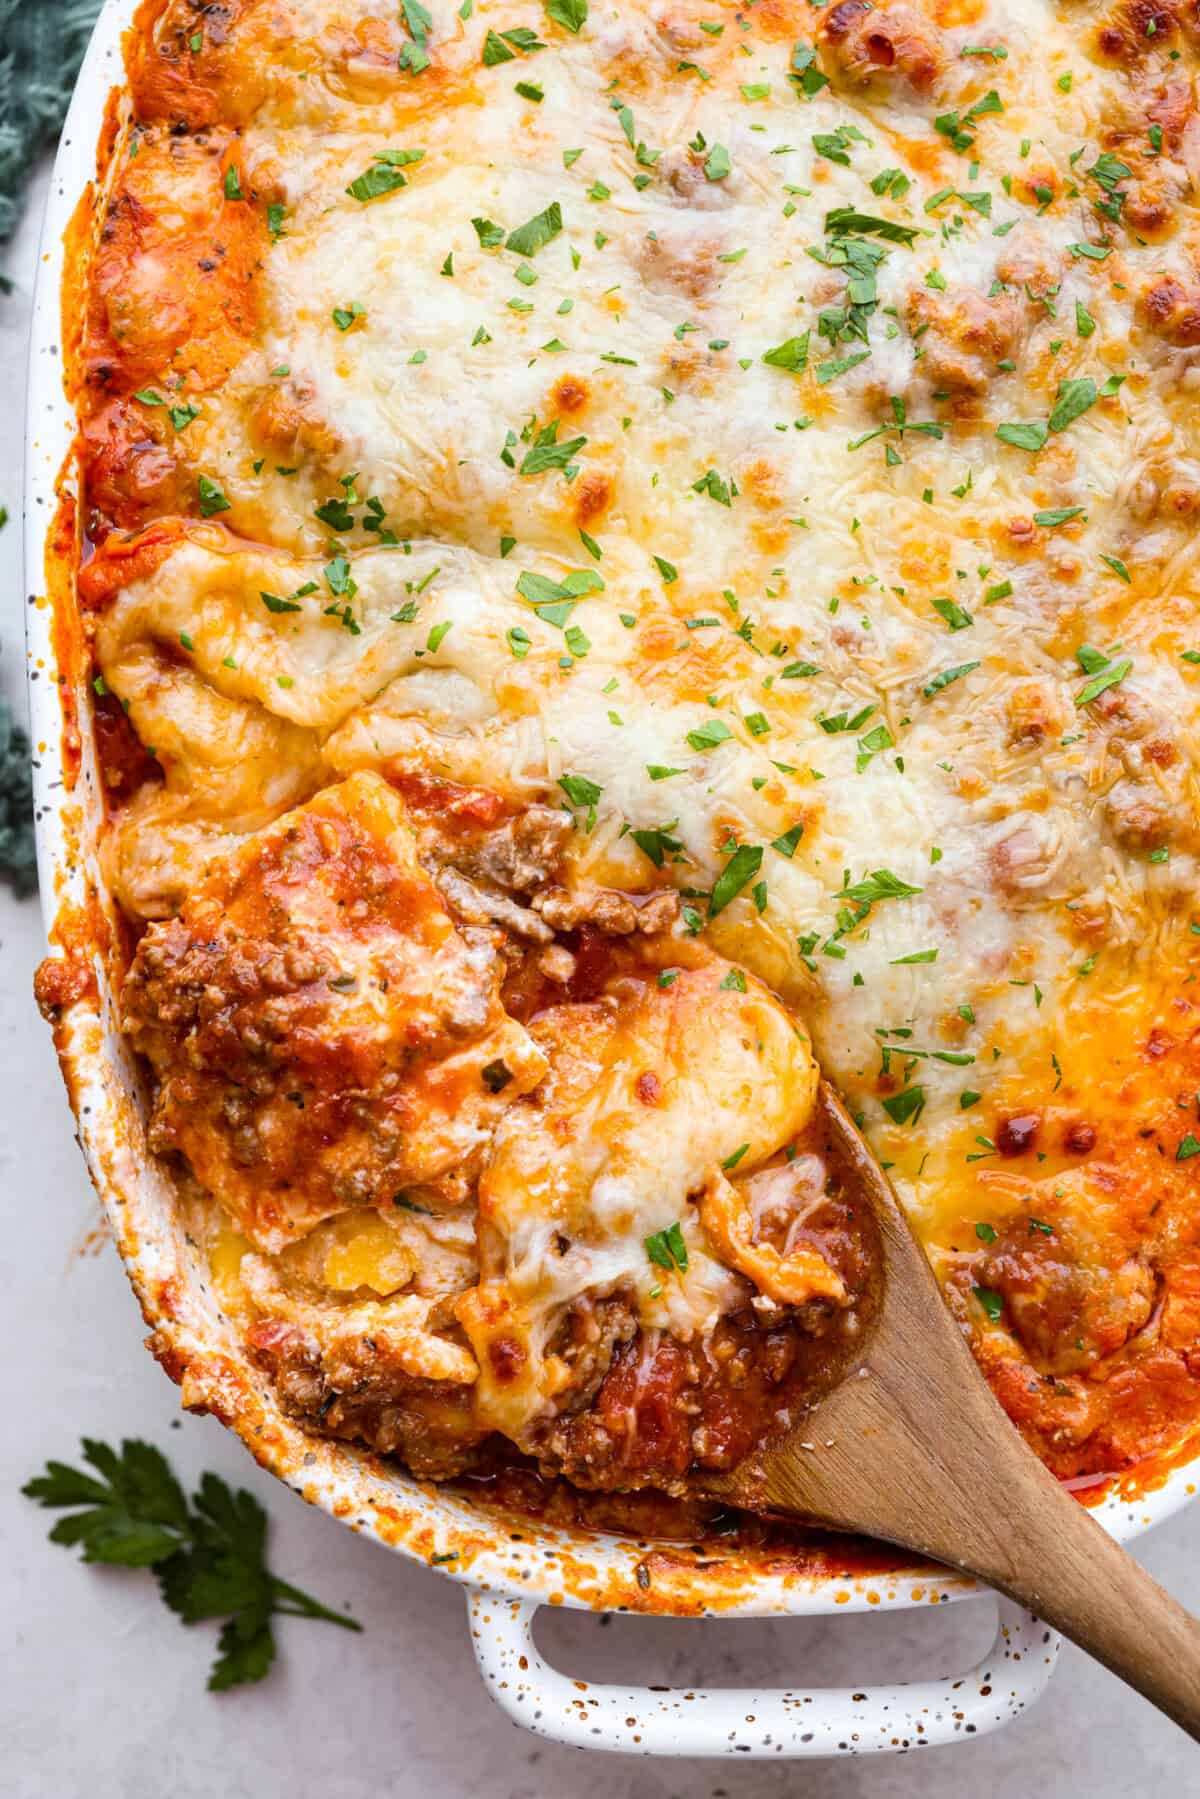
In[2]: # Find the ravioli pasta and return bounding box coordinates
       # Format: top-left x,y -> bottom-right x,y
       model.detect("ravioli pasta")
44,0 -> 1200,1516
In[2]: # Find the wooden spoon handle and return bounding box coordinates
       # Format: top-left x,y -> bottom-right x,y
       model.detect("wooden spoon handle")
747,1086 -> 1200,1741
957,1467 -> 1200,1742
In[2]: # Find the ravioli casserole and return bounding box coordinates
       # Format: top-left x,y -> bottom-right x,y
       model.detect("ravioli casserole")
36,0 -> 1200,1537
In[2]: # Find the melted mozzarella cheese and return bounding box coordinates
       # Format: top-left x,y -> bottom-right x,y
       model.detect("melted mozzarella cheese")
80,0 -> 1200,1421
458,950 -> 819,1439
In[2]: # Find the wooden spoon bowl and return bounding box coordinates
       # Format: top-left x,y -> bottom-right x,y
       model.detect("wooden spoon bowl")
714,1082 -> 1200,1741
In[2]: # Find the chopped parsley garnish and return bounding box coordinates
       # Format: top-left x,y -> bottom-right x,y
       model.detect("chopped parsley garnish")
686,719 -> 733,751
762,333 -> 810,373
483,28 -> 516,63
645,1222 -> 689,1272
399,0 -> 433,73
630,822 -> 686,867
545,0 -> 588,30
1075,650 -> 1132,706
997,421 -> 1048,452
924,660 -> 980,698
972,1286 -> 1004,1323
703,142 -> 731,181
788,42 -> 828,98
346,149 -> 424,202
558,771 -> 602,809
817,350 -> 870,385
516,566 -> 600,625
692,468 -> 734,505
519,419 -> 587,477
882,1084 -> 926,1125
932,597 -> 973,631
771,822 -> 805,857
709,843 -> 763,916
506,201 -> 563,256
824,206 -> 920,247
843,869 -> 921,905
812,124 -> 868,167
1047,377 -> 1097,433
197,475 -> 230,517
136,391 -> 201,433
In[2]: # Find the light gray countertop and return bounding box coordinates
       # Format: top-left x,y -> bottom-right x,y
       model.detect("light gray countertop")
2,163 -> 1196,1798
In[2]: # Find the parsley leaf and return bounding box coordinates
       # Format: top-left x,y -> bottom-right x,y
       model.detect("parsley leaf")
482,27 -> 516,62
824,206 -> 920,246
692,468 -> 733,505
709,843 -> 763,916
924,660 -> 980,698
686,719 -> 733,751
346,150 -> 425,202
518,420 -> 587,476
1075,656 -> 1132,706
505,201 -> 563,256
762,333 -> 810,373
932,596 -> 973,631
399,0 -> 433,72
197,474 -> 230,517
1047,376 -> 1097,433
882,1085 -> 926,1125
996,420 -> 1048,452
558,772 -> 602,808
973,1285 -> 1004,1323
23,1440 -> 360,1690
545,0 -> 588,29
645,1221 -> 689,1272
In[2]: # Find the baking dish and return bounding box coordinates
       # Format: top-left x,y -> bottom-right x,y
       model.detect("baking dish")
24,0 -> 1200,1757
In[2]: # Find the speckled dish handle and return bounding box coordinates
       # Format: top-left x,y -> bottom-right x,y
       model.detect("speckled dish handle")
466,1589 -> 1058,1756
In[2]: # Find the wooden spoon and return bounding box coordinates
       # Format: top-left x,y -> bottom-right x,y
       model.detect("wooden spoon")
718,1082 -> 1200,1741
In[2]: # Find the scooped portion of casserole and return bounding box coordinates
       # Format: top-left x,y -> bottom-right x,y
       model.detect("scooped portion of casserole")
38,0 -> 1200,1525
122,773 -> 870,1493
121,773 -> 550,1254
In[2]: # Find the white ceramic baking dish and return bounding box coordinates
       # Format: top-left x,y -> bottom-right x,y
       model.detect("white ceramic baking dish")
24,0 -> 1200,1757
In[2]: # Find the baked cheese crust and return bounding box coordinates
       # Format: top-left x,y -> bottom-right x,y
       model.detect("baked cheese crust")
52,0 -> 1200,1504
